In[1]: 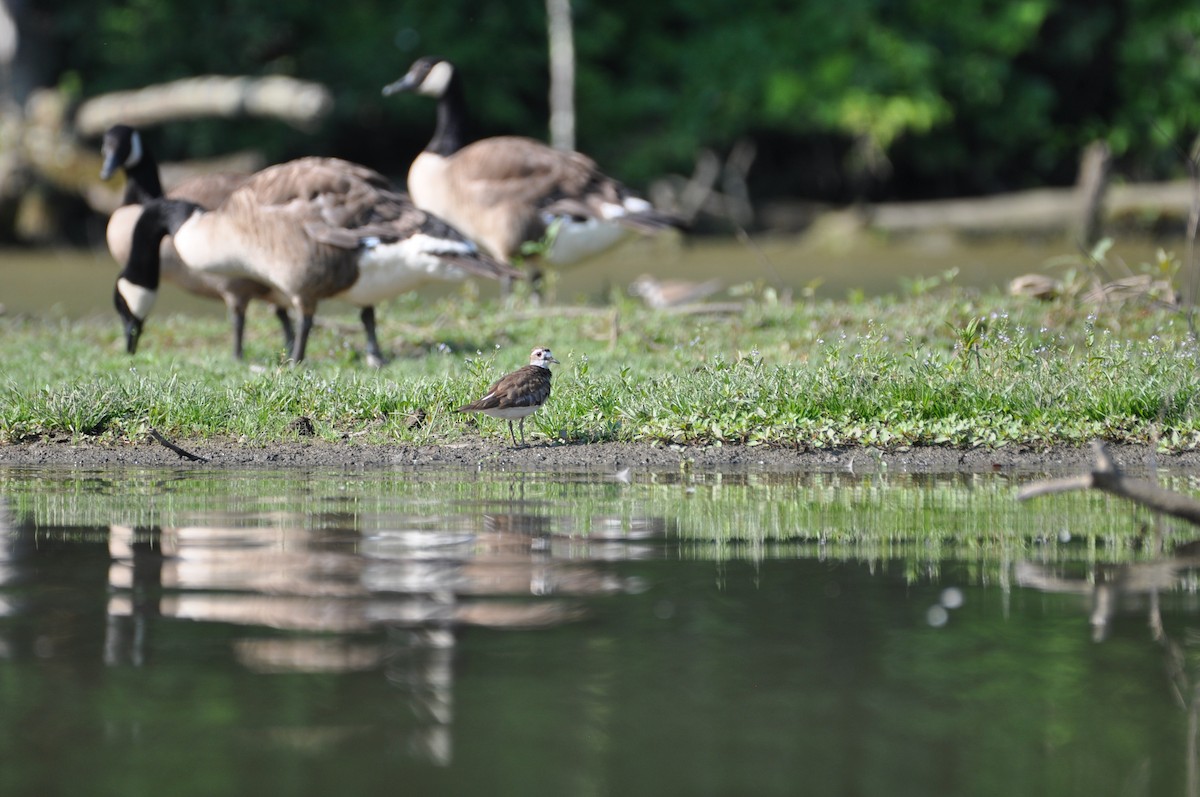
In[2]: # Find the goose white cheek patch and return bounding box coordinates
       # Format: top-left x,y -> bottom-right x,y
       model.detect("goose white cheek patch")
420,61 -> 455,97
117,278 -> 157,320
126,130 -> 143,168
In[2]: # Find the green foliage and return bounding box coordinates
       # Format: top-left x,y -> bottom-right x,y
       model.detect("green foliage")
32,0 -> 1200,200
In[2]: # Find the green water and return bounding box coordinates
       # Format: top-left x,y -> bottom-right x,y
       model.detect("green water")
1,466 -> 1198,796
0,233 -> 1172,319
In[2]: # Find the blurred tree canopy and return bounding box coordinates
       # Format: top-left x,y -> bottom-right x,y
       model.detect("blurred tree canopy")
25,0 -> 1200,203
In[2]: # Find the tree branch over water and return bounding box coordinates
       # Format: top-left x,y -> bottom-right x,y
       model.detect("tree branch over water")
1018,440 -> 1200,526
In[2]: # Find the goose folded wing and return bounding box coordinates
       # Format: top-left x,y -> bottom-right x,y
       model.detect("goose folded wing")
456,138 -> 598,204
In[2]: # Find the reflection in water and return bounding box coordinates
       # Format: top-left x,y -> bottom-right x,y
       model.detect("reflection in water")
1016,557 -> 1200,642
8,467 -> 1200,793
0,498 -> 12,620
99,507 -> 657,765
1015,519 -> 1200,644
1017,541 -> 1200,797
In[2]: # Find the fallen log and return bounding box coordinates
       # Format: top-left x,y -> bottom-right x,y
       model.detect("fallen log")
75,75 -> 332,136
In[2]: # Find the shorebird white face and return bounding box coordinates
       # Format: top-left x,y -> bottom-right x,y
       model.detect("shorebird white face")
529,347 -> 559,369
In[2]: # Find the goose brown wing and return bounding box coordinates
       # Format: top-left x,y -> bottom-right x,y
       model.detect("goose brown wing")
235,158 -> 392,210
224,157 -> 517,280
455,138 -> 681,230
231,158 -> 403,246
298,173 -> 520,281
169,173 -> 250,209
301,190 -> 431,249
453,137 -> 599,207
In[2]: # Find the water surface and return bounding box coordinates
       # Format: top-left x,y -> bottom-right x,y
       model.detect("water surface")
1,233 -> 1172,318
1,466 -> 1197,796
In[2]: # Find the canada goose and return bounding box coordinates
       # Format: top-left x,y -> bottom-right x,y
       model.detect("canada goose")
100,124 -> 294,358
382,56 -> 681,289
114,157 -> 518,365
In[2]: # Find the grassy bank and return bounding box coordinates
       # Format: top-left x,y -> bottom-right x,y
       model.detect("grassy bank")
3,274 -> 1199,450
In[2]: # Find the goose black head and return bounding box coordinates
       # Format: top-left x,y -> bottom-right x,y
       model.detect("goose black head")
100,124 -> 143,181
382,56 -> 456,99
113,198 -> 202,354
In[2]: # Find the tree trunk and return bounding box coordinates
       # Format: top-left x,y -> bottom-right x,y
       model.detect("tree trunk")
1075,140 -> 1112,247
546,0 -> 575,152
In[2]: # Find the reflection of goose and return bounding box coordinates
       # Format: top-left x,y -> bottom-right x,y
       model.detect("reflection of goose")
114,158 -> 518,365
100,125 -> 293,359
483,512 -> 552,538
383,56 -> 682,289
104,522 -> 604,634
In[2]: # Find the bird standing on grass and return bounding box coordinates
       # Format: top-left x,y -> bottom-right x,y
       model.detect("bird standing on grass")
382,56 -> 682,293
100,124 -> 294,359
112,157 -> 518,365
457,347 -> 560,447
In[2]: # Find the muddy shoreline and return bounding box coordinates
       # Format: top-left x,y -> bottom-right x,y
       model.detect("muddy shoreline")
2,438 -> 1199,475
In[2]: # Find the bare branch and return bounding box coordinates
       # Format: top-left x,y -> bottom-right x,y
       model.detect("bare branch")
75,75 -> 332,136
148,428 -> 208,463
1018,440 -> 1200,526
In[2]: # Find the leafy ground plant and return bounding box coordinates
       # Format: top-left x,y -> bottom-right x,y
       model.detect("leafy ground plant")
3,279 -> 1200,450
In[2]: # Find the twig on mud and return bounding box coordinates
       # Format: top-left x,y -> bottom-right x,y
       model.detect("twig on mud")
1018,440 -> 1200,526
148,428 -> 208,463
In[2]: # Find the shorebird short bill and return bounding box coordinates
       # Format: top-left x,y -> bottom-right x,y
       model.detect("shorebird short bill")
457,347 -> 560,447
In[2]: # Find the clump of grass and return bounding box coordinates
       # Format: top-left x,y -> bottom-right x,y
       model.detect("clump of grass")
3,278 -> 1200,449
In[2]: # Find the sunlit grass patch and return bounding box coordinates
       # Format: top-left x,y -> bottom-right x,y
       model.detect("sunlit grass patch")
3,282 -> 1200,449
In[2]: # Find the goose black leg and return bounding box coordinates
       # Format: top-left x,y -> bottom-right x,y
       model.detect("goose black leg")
528,266 -> 545,302
231,309 -> 247,360
360,306 -> 386,368
291,312 -> 313,365
275,307 -> 296,356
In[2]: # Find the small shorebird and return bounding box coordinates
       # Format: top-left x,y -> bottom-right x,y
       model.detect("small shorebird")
629,274 -> 723,309
457,347 -> 560,447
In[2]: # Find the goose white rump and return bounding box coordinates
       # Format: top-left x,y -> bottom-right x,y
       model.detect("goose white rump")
339,234 -> 479,305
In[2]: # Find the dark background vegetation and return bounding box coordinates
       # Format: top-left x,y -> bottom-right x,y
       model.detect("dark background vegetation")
17,0 -> 1200,205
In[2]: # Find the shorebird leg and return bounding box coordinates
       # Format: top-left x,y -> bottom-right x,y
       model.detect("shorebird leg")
508,419 -> 520,447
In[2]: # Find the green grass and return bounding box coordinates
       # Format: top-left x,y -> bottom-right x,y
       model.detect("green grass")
3,277 -> 1200,449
